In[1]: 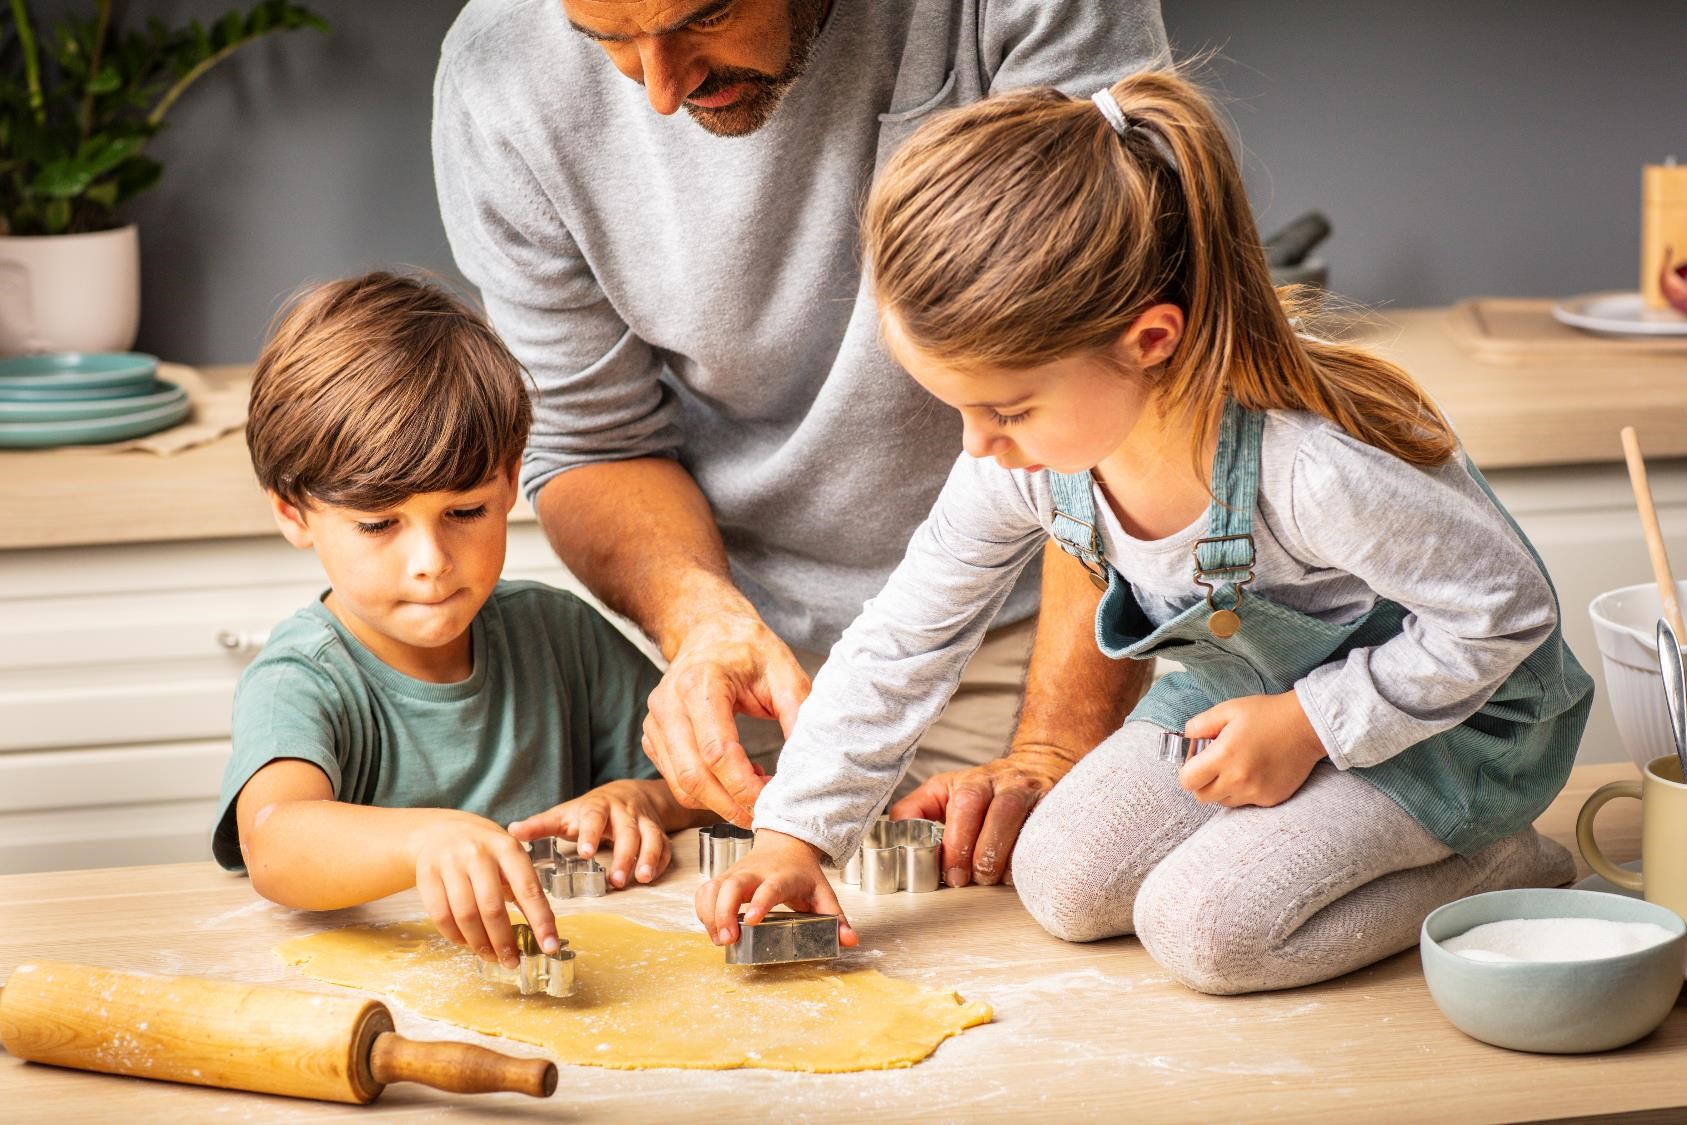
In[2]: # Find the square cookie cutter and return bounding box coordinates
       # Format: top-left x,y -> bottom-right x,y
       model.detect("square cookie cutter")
698,823 -> 754,879
1156,731 -> 1213,764
475,922 -> 577,997
840,817 -> 943,894
525,836 -> 607,899
725,911 -> 840,965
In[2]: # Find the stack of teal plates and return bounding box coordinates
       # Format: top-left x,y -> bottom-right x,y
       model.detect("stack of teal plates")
0,353 -> 191,449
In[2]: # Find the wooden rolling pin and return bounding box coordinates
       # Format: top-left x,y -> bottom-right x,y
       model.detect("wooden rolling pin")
0,963 -> 556,1104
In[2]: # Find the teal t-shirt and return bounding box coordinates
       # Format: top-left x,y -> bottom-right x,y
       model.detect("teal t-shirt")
212,579 -> 660,871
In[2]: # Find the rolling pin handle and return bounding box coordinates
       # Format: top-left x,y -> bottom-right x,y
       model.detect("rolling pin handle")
367,1032 -> 557,1099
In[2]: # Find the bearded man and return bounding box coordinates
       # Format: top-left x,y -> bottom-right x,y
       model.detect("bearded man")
433,0 -> 1168,885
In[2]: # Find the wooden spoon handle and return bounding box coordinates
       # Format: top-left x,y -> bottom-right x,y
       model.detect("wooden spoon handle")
1621,426 -> 1687,638
367,1032 -> 557,1098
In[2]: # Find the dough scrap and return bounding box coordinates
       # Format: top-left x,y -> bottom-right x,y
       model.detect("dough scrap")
275,912 -> 992,1072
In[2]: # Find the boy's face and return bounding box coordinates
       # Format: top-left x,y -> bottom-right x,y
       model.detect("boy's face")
269,465 -> 521,682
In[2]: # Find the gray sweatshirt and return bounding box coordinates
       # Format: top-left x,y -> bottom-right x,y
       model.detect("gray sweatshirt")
753,412 -> 1560,864
432,0 -> 1170,652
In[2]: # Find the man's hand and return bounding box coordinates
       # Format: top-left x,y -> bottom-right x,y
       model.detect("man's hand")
1178,691 -> 1328,808
641,614 -> 810,827
889,748 -> 1075,886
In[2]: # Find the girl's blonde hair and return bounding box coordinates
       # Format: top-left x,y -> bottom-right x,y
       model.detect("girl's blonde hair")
863,69 -> 1456,471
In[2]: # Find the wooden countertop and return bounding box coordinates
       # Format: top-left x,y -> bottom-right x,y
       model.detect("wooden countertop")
3,308 -> 1685,553
0,763 -> 1675,1123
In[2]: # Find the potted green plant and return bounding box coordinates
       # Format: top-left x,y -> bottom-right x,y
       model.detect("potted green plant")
0,0 -> 326,354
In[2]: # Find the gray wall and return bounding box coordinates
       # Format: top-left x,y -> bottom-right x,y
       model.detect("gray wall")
43,0 -> 1685,362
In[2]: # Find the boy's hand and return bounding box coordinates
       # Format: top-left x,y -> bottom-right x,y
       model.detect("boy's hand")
1177,691 -> 1328,808
695,829 -> 858,948
507,780 -> 675,890
407,811 -> 559,970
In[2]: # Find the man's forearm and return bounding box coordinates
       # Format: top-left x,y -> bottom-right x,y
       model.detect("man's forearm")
534,458 -> 759,659
1012,541 -> 1152,762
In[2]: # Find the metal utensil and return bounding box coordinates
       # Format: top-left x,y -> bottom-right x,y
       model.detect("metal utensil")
1657,618 -> 1687,777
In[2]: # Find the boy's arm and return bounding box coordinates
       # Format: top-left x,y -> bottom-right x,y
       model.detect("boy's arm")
235,759 -> 560,967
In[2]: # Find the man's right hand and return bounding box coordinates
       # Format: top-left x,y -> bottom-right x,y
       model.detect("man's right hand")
641,613 -> 811,826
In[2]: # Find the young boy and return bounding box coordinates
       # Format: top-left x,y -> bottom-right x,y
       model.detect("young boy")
212,271 -> 706,972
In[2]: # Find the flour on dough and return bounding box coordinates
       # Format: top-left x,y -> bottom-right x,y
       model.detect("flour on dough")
275,912 -> 991,1072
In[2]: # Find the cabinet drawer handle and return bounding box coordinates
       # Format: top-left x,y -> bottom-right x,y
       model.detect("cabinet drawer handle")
216,629 -> 271,654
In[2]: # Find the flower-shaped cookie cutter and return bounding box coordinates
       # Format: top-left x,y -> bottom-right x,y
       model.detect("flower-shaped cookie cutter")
840,817 -> 943,894
698,823 -> 754,879
475,922 -> 577,997
525,836 -> 607,899
1156,731 -> 1214,765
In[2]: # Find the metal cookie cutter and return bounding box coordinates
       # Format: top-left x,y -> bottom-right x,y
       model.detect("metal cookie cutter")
526,836 -> 607,899
698,823 -> 754,879
476,922 -> 577,997
841,817 -> 943,894
1157,731 -> 1214,764
725,911 -> 840,965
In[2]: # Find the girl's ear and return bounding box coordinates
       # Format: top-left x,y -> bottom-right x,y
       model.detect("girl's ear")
502,459 -> 521,513
267,491 -> 315,549
1117,302 -> 1184,370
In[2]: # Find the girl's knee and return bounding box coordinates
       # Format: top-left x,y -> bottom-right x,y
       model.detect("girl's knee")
1135,870 -> 1274,995
1013,801 -> 1134,943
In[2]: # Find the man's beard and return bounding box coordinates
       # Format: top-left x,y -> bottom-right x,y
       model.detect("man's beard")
683,0 -> 827,137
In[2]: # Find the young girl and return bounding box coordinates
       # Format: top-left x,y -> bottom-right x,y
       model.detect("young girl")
695,70 -> 1593,994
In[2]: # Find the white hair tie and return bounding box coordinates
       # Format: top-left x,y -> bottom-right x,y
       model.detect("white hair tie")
1091,88 -> 1132,138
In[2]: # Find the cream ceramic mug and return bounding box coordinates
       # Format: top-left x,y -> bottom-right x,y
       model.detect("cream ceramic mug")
1578,755 -> 1687,919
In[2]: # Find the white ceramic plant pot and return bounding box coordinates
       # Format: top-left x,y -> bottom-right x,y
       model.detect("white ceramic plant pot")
0,224 -> 140,355
1589,580 -> 1687,772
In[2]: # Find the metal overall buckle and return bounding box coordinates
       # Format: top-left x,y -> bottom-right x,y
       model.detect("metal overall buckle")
1056,511 -> 1109,590
1191,533 -> 1256,638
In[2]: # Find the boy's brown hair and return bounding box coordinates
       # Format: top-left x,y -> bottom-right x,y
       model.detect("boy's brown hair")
247,271 -> 532,511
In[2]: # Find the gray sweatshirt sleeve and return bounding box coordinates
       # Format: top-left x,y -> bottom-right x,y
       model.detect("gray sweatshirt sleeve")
432,69 -> 680,503
751,454 -> 1048,863
981,0 -> 1171,95
1282,426 -> 1558,770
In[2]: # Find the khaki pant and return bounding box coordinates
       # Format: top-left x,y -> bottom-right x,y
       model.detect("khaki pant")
738,616 -> 1038,798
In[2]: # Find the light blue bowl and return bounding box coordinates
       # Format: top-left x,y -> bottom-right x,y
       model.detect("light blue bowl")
0,352 -> 158,395
1421,888 -> 1685,1054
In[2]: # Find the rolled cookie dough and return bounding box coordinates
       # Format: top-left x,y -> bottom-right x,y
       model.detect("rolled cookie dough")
276,912 -> 991,1072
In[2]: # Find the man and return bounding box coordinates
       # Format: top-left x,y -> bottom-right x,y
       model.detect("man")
433,0 -> 1166,885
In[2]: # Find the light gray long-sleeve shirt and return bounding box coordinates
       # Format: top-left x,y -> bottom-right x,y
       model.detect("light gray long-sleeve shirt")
753,412 -> 1560,864
432,0 -> 1169,652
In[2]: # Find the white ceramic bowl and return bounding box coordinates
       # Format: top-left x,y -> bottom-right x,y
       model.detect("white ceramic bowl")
1588,580 -> 1687,772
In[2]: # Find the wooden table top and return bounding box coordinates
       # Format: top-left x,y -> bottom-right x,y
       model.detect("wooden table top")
0,762 -> 1671,1122
3,308 -> 1685,552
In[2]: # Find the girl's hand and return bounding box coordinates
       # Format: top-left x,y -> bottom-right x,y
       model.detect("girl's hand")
695,830 -> 859,948
408,811 -> 560,970
508,780 -> 676,889
1178,691 -> 1328,808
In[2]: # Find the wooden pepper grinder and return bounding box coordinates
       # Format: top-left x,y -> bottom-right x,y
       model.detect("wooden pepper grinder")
1641,160 -> 1687,310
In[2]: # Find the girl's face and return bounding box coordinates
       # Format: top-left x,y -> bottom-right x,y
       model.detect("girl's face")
883,310 -> 1178,475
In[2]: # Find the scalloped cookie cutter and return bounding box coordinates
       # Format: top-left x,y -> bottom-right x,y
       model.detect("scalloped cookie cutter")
475,922 -> 576,997
1156,731 -> 1214,764
725,911 -> 840,965
698,823 -> 754,879
525,837 -> 607,899
841,817 -> 943,894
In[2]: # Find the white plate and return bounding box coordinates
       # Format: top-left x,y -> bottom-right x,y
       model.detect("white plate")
1552,291 -> 1687,336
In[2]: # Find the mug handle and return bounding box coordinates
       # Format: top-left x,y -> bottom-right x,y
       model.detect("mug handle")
1576,780 -> 1645,891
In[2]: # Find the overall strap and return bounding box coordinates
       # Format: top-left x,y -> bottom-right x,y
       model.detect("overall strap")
1191,402 -> 1265,615
1048,470 -> 1107,586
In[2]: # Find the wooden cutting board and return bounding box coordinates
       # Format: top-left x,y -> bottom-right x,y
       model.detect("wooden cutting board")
1448,297 -> 1687,364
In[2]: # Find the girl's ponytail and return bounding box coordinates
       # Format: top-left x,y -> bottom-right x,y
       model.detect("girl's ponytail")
866,68 -> 1457,475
